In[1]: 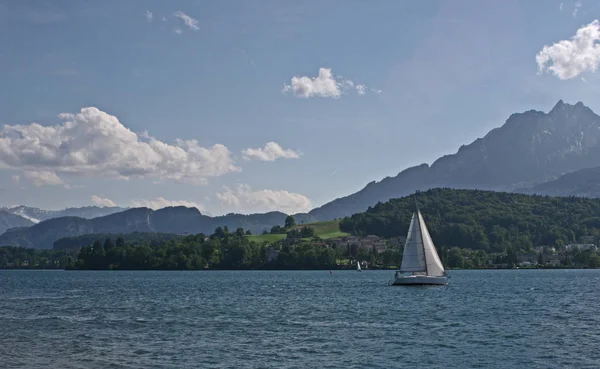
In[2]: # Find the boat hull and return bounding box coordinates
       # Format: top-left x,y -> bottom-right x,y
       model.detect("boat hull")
390,275 -> 448,286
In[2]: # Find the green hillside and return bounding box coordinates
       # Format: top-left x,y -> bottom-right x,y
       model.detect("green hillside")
339,188 -> 600,252
245,219 -> 349,243
291,220 -> 349,239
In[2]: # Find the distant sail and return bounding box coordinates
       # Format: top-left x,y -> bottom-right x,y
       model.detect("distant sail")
357,260 -> 362,271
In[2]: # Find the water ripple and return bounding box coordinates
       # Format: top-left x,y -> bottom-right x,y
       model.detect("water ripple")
1,269 -> 600,368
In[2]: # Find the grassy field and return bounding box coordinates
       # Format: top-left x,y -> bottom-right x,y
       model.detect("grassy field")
245,233 -> 287,243
245,219 -> 350,243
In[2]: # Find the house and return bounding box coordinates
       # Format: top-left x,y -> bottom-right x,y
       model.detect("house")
565,244 -> 597,252
388,236 -> 407,248
371,241 -> 388,254
343,236 -> 360,245
267,247 -> 278,262
580,235 -> 596,244
517,253 -> 538,266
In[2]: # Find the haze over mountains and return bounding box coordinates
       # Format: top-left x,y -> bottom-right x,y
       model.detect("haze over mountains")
2,100 -> 600,249
3,206 -> 128,223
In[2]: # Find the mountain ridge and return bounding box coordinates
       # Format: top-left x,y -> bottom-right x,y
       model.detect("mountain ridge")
0,206 -> 317,249
309,100 -> 600,220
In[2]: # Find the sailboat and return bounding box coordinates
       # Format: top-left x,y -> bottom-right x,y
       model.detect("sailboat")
357,260 -> 362,272
390,209 -> 448,286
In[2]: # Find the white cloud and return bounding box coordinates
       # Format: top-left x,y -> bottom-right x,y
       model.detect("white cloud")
0,107 -> 240,185
216,184 -> 312,214
131,197 -> 204,211
356,84 -> 367,96
559,2 -> 564,11
242,142 -> 300,161
283,68 -> 341,98
536,20 -> 600,80
11,175 -> 20,185
573,1 -> 582,17
282,68 -> 381,98
145,10 -> 153,22
173,11 -> 199,31
173,28 -> 183,35
91,195 -> 117,207
23,170 -> 64,187
162,16 -> 167,22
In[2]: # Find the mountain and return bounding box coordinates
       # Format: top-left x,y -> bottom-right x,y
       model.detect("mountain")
521,166 -> 600,198
4,205 -> 128,223
0,211 -> 35,235
309,100 -> 600,220
0,206 -> 317,249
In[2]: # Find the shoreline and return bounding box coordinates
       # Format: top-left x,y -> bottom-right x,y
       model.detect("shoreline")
2,266 -> 598,271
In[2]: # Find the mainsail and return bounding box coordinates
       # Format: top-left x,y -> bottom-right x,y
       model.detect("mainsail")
400,210 -> 445,276
400,212 -> 427,272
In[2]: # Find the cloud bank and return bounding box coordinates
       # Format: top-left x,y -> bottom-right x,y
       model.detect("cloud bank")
216,184 -> 311,214
131,197 -> 205,211
0,107 -> 239,186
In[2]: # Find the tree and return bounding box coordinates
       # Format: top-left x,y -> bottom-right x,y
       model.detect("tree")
285,215 -> 296,229
103,238 -> 114,251
588,253 -> 600,268
270,225 -> 284,234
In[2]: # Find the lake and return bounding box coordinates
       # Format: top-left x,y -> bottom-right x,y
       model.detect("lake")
1,269 -> 600,368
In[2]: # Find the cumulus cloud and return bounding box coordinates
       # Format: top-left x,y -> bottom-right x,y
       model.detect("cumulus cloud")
145,10 -> 153,22
536,20 -> 600,80
0,107 -> 239,185
173,11 -> 199,31
131,197 -> 204,211
282,68 -> 380,98
216,184 -> 312,214
242,142 -> 300,161
23,170 -> 64,187
91,195 -> 117,207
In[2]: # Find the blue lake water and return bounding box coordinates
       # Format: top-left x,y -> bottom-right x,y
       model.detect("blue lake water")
1,269 -> 600,368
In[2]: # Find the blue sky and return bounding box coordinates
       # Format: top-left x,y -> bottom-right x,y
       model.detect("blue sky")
1,0 -> 600,215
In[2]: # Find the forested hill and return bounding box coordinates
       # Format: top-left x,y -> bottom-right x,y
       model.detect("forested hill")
339,188 -> 600,252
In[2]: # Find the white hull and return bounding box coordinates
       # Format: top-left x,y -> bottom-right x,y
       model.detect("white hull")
390,275 -> 448,286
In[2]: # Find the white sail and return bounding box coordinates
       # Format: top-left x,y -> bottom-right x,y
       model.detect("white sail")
417,211 -> 445,276
357,261 -> 362,271
400,212 -> 427,272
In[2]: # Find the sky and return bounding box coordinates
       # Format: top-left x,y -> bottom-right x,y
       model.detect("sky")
1,0 -> 600,215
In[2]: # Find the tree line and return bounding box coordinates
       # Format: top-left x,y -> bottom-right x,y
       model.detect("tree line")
339,188 -> 600,252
